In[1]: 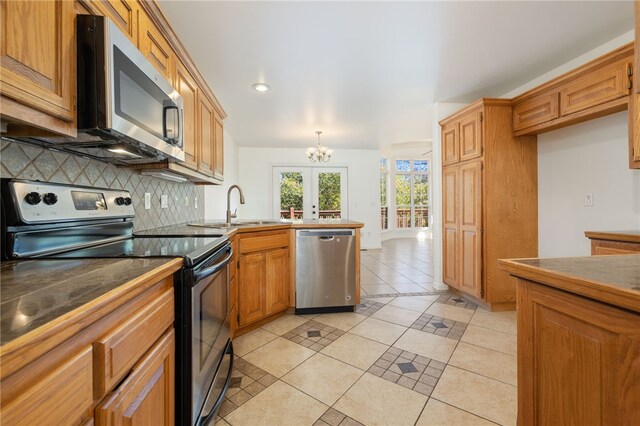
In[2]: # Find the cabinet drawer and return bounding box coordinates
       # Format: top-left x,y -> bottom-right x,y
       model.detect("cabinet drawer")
239,232 -> 289,254
1,347 -> 93,426
96,329 -> 175,426
94,289 -> 174,397
560,59 -> 631,116
513,91 -> 559,131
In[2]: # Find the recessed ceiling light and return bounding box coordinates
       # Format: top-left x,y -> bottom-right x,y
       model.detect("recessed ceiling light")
252,83 -> 270,92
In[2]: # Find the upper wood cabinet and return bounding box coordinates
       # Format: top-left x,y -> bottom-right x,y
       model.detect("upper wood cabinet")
512,43 -> 633,137
175,61 -> 199,170
633,3 -> 640,168
214,112 -> 225,179
0,0 -> 76,136
440,99 -> 537,310
92,0 -> 139,45
138,13 -> 174,80
559,58 -> 631,116
513,92 -> 559,132
197,94 -> 216,177
442,122 -> 459,166
636,0 -> 639,94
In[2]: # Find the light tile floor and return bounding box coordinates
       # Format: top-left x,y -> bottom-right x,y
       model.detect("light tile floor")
218,238 -> 517,426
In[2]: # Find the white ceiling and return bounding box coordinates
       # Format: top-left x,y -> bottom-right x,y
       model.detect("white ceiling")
158,1 -> 633,150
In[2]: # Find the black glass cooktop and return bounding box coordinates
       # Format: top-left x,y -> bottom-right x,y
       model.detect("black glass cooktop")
42,235 -> 228,267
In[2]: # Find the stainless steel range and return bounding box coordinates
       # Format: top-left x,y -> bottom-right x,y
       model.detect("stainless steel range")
1,178 -> 233,426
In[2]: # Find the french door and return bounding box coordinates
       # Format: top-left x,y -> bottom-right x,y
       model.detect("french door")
273,167 -> 348,220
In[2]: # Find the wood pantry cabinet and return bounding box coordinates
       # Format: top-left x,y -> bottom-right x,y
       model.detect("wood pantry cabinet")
236,230 -> 290,332
516,278 -> 640,425
0,265 -> 179,426
632,2 -> 640,168
440,99 -> 538,310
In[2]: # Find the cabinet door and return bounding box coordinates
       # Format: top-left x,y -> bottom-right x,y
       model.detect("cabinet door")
518,279 -> 640,425
175,61 -> 199,170
459,112 -> 483,161
636,0 -> 640,93
0,0 -> 75,121
213,112 -> 225,179
139,14 -> 173,80
95,330 -> 175,426
197,94 -> 215,176
459,161 -> 482,299
560,59 -> 631,116
93,0 -> 139,45
266,248 -> 290,315
442,166 -> 459,287
513,92 -> 559,131
442,123 -> 459,165
238,252 -> 267,326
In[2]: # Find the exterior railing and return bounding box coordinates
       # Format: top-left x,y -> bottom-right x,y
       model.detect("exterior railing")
280,209 -> 341,219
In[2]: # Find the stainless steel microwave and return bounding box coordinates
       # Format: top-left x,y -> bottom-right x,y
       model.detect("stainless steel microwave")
71,15 -> 185,163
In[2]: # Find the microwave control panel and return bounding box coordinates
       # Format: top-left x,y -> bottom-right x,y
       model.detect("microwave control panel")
10,181 -> 134,224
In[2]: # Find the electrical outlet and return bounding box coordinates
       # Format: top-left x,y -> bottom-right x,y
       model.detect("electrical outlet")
144,193 -> 151,210
584,193 -> 594,207
185,196 -> 189,206
195,197 -> 198,209
161,194 -> 168,209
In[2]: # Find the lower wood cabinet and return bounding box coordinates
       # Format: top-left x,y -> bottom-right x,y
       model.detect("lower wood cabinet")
236,230 -> 290,330
517,278 -> 640,425
0,271 -> 177,426
585,231 -> 640,255
95,329 -> 175,426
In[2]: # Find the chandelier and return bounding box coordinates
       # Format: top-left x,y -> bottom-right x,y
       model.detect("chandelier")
306,131 -> 333,163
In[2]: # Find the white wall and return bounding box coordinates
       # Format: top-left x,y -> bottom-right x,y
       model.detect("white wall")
237,147 -> 382,249
204,130 -> 240,219
538,112 -> 640,257
502,29 -> 639,257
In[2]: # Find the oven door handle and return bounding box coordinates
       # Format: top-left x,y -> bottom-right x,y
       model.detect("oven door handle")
193,247 -> 233,281
197,342 -> 234,426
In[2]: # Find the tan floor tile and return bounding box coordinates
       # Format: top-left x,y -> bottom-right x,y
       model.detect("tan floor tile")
394,329 -> 457,363
225,380 -> 328,426
388,296 -> 435,312
261,314 -> 309,335
425,303 -> 474,323
371,304 -> 422,327
371,296 -> 396,304
388,283 -> 428,293
361,284 -> 398,295
461,324 -> 517,356
243,337 -> 315,377
321,333 -> 389,370
313,312 -> 367,331
361,277 -> 387,285
416,399 -> 496,426
334,373 -> 428,426
432,366 -> 517,426
470,309 -> 517,335
349,317 -> 407,345
448,342 -> 517,386
233,328 -> 279,357
282,353 -> 364,405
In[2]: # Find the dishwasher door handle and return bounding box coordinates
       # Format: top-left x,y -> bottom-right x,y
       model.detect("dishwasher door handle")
319,236 -> 335,241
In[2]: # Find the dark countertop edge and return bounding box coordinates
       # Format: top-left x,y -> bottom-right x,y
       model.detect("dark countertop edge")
584,230 -> 640,244
0,258 -> 183,357
498,256 -> 640,313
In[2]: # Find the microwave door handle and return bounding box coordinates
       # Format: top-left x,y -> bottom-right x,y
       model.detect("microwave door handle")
193,248 -> 233,281
163,105 -> 179,144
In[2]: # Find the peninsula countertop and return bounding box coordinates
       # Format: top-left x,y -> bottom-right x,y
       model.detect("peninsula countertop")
0,258 -> 182,347
498,254 -> 640,313
584,230 -> 640,244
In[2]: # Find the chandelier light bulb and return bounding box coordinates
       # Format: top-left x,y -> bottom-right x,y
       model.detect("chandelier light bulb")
307,131 -> 333,163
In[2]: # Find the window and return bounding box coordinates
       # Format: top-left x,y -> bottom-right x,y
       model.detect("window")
395,159 -> 429,228
380,159 -> 389,230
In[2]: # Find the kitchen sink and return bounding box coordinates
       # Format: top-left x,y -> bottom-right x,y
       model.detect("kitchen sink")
188,220 -> 283,229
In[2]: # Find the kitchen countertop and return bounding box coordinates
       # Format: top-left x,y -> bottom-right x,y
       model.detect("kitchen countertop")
0,258 -> 182,347
136,219 -> 364,236
498,255 -> 640,313
584,230 -> 640,243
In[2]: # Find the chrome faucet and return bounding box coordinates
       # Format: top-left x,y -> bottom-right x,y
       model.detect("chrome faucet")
226,184 -> 246,225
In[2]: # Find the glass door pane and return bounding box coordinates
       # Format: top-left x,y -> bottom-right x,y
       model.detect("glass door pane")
395,174 -> 411,228
312,168 -> 348,220
273,167 -> 312,219
413,174 -> 429,227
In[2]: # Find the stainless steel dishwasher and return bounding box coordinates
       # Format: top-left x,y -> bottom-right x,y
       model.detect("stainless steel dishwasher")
295,229 -> 356,314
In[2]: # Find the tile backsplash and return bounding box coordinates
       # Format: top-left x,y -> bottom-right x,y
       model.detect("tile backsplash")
0,138 -> 204,230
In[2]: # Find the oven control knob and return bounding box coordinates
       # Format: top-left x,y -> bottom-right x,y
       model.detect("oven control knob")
25,192 -> 42,205
115,196 -> 126,206
123,197 -> 132,206
43,193 -> 58,205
